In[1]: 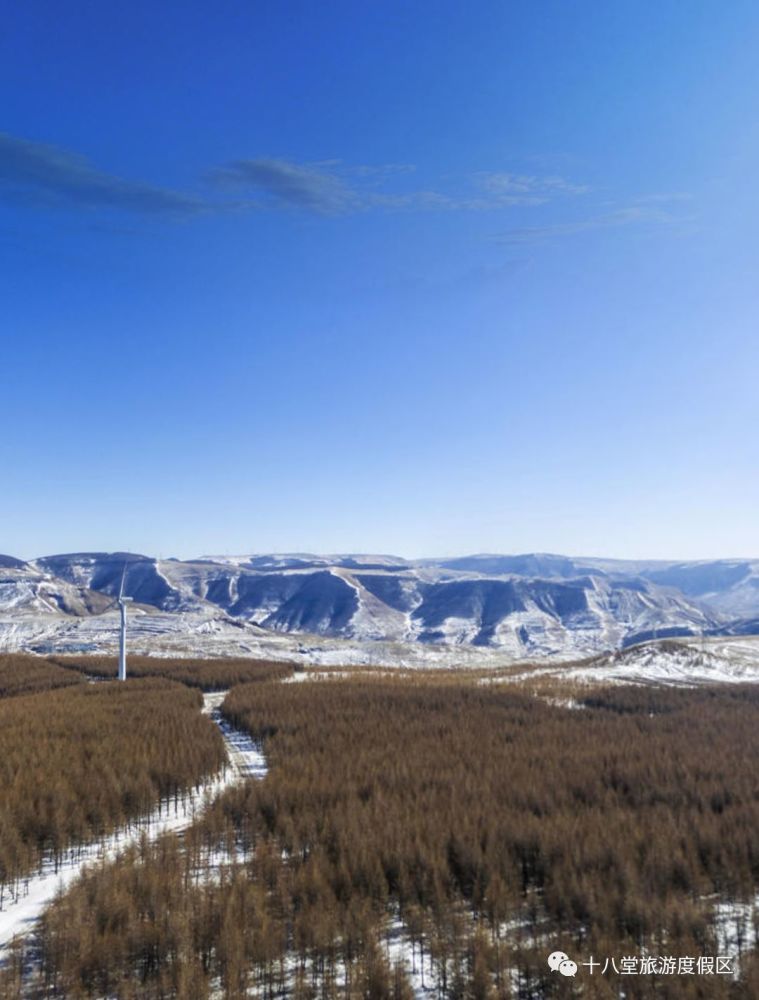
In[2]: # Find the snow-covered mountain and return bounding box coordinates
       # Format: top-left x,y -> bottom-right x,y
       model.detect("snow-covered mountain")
2,550 -> 754,662
0,556 -> 113,617
427,553 -> 759,619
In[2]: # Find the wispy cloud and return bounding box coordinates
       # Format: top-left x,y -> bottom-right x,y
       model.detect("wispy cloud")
633,192 -> 693,205
475,171 -> 590,203
210,156 -> 590,215
0,132 -> 205,218
211,158 -> 360,214
495,204 -> 693,245
1,133 -> 678,247
210,157 -> 436,214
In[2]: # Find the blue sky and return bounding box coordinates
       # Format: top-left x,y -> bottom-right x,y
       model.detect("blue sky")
2,1 -> 758,561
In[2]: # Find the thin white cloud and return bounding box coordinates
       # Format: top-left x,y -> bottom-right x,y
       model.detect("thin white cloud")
633,192 -> 694,204
1,134 -> 679,245
0,132 -> 204,218
476,171 -> 590,201
210,157 -> 591,215
211,158 -> 360,215
495,204 -> 692,244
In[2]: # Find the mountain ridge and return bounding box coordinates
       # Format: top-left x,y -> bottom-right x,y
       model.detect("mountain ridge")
3,550 -> 759,661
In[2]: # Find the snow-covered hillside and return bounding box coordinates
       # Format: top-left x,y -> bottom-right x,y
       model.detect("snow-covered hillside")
566,636 -> 759,685
1,550 -> 758,664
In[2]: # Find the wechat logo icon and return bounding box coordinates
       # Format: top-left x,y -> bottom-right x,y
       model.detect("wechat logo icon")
548,951 -> 578,977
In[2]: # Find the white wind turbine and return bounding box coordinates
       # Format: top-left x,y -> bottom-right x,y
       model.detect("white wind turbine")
117,562 -> 133,681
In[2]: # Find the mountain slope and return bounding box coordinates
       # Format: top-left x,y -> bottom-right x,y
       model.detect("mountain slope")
0,550 -> 737,661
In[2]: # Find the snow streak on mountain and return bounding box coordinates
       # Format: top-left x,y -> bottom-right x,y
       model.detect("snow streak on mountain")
2,551 -> 758,662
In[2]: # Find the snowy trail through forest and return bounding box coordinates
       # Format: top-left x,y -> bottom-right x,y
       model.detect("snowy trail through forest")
0,690 -> 265,959
202,690 -> 267,778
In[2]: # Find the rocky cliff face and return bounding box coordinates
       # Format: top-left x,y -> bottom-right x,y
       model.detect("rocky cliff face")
1,550 -> 742,660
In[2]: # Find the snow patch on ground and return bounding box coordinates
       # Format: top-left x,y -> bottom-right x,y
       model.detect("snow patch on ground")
202,691 -> 267,779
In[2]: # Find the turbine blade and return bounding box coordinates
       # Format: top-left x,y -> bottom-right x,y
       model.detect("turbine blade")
118,560 -> 128,600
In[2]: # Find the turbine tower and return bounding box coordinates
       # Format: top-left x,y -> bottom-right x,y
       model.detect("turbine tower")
117,562 -> 133,681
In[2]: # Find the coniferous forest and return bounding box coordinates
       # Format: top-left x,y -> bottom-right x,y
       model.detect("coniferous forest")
4,664 -> 759,998
0,654 -> 85,699
0,669 -> 225,901
51,654 -> 294,690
